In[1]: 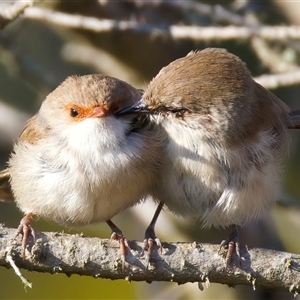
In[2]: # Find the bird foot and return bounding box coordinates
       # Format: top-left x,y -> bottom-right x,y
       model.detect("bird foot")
107,220 -> 130,272
219,226 -> 241,267
15,213 -> 36,260
140,225 -> 162,263
140,202 -> 164,262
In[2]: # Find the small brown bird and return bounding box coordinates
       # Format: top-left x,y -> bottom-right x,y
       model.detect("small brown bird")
0,74 -> 164,267
125,48 -> 298,265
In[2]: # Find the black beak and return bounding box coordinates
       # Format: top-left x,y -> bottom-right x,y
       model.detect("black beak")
117,99 -> 150,116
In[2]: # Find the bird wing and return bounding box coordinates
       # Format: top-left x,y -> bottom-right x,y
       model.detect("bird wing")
0,113 -> 49,202
18,114 -> 49,144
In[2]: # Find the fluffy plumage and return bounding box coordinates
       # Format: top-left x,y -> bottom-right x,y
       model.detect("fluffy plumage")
6,74 -> 165,226
143,48 -> 289,228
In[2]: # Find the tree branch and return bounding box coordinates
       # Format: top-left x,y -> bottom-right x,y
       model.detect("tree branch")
0,225 -> 299,295
22,7 -> 300,41
254,68 -> 300,90
0,0 -> 34,29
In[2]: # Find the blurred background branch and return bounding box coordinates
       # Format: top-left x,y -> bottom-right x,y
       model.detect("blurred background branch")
0,0 -> 34,29
0,1 -> 300,299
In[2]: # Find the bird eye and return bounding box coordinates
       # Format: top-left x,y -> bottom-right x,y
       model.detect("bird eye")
112,105 -> 119,112
70,108 -> 79,117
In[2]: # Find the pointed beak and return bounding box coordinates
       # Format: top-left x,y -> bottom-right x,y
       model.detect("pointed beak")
117,99 -> 150,116
89,106 -> 107,118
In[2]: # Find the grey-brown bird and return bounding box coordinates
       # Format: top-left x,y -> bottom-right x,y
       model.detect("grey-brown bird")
0,74 -> 164,268
124,48 -> 300,265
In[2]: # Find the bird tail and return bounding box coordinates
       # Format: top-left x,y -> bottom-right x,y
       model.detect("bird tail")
0,169 -> 13,202
288,109 -> 300,129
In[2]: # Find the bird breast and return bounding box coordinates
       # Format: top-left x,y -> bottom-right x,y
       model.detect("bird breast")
151,115 -> 287,228
9,116 -> 155,226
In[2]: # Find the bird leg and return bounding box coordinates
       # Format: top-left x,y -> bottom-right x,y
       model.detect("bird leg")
219,224 -> 241,267
15,212 -> 36,260
142,202 -> 163,258
106,219 -> 129,272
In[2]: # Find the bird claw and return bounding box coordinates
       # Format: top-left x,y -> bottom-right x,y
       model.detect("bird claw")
110,230 -> 129,272
143,236 -> 162,255
15,213 -> 35,260
141,225 -> 162,263
219,226 -> 241,267
107,220 -> 130,273
140,202 -> 164,262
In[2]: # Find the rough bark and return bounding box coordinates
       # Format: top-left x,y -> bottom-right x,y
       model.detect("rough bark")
0,225 -> 299,295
